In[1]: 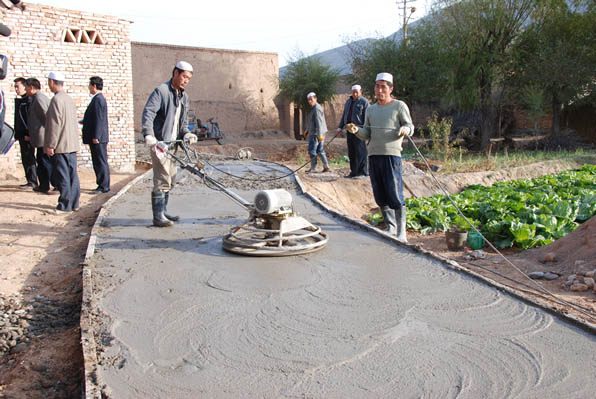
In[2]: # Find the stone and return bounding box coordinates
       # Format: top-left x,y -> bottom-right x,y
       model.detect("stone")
584,270 -> 595,278
10,343 -> 27,353
583,277 -> 595,288
570,283 -> 589,292
544,272 -> 559,280
528,272 -> 544,279
542,252 -> 557,262
567,274 -> 577,282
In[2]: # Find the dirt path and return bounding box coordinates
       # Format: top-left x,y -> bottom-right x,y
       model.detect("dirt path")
0,168 -> 143,398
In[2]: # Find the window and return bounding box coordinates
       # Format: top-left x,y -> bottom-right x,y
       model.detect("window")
62,28 -> 105,45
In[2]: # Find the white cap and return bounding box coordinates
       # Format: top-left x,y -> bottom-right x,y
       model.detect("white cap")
306,92 -> 316,99
351,84 -> 361,91
175,61 -> 193,72
47,71 -> 65,82
375,72 -> 393,84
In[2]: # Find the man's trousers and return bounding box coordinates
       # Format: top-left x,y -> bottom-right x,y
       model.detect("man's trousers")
90,142 -> 110,191
52,152 -> 80,211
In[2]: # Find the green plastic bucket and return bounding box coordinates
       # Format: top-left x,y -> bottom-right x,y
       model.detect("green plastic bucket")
467,231 -> 484,250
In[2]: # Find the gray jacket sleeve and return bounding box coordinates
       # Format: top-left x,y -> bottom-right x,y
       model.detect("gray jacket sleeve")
314,105 -> 327,136
35,94 -> 49,125
141,87 -> 162,138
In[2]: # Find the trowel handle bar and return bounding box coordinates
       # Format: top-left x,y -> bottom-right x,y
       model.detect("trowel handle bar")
166,150 -> 252,210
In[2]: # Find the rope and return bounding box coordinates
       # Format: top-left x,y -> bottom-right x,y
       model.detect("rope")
196,129 -> 345,183
404,134 -> 595,321
169,134 -> 595,320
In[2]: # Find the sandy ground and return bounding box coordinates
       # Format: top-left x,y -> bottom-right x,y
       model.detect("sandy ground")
0,131 -> 594,397
0,168 -> 144,399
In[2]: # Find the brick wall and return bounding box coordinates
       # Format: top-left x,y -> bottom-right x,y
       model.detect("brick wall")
0,3 -> 135,176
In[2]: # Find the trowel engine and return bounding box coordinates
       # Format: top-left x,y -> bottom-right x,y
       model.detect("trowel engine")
223,189 -> 328,256
165,143 -> 328,256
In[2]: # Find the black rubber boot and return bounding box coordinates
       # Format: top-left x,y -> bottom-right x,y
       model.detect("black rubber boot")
396,205 -> 407,243
152,192 -> 173,227
382,206 -> 397,235
163,191 -> 179,222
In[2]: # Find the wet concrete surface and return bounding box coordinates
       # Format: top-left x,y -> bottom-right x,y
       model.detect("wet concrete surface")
88,161 -> 595,398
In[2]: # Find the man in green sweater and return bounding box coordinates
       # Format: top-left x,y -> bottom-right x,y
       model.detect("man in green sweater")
345,72 -> 414,242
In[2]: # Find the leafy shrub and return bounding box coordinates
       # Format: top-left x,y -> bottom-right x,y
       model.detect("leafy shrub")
405,164 -> 596,250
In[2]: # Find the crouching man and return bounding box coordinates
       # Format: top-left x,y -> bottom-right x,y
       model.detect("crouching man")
141,61 -> 197,227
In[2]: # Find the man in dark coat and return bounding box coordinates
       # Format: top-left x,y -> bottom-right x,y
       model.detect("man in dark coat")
25,78 -> 55,194
337,84 -> 369,178
13,77 -> 37,189
82,76 -> 110,193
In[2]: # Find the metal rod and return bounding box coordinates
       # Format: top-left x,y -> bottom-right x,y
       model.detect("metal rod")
165,148 -> 252,209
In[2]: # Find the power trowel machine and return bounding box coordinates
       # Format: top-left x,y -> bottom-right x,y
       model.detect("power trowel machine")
162,140 -> 328,257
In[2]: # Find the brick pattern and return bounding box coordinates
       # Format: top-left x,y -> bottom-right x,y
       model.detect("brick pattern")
0,4 -> 135,173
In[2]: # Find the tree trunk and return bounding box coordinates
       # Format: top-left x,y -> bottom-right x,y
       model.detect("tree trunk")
551,97 -> 561,136
480,105 -> 498,151
479,79 -> 498,150
293,106 -> 302,140
479,73 -> 499,150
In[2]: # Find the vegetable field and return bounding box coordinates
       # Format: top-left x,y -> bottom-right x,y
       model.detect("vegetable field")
402,165 -> 596,250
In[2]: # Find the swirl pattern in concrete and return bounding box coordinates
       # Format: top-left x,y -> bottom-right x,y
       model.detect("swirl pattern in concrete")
88,161 -> 595,398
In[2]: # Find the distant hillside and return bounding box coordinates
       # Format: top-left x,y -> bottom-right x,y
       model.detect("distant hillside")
279,20 -> 423,78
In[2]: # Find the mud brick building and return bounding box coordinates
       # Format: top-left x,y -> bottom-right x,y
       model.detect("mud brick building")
0,3 -> 135,174
131,42 -> 280,138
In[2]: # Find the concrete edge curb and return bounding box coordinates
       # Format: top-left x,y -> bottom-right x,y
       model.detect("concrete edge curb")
81,165 -> 153,399
293,173 -> 596,335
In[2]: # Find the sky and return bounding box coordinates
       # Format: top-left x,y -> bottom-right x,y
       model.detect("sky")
28,0 -> 430,67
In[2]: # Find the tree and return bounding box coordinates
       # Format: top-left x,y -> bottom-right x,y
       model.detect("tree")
278,53 -> 339,110
348,38 -> 405,100
278,53 -> 339,139
431,0 -> 538,149
512,0 -> 596,134
347,20 -> 449,107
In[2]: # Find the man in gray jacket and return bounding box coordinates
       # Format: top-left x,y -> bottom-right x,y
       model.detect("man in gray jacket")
44,72 -> 80,213
142,61 -> 197,227
25,78 -> 55,194
305,92 -> 330,173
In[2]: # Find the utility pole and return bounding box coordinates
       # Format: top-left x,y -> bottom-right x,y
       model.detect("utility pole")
398,0 -> 418,41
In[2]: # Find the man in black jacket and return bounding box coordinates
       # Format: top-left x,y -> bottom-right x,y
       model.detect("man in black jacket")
337,84 -> 369,179
13,77 -> 37,189
82,76 -> 110,193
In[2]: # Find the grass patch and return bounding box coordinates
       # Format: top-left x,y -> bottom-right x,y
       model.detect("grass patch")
409,148 -> 596,174
329,155 -> 349,168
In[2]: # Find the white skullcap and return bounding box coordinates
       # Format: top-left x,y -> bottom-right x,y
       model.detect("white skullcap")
175,61 -> 193,72
351,84 -> 361,91
306,92 -> 316,99
47,71 -> 65,82
375,72 -> 393,84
